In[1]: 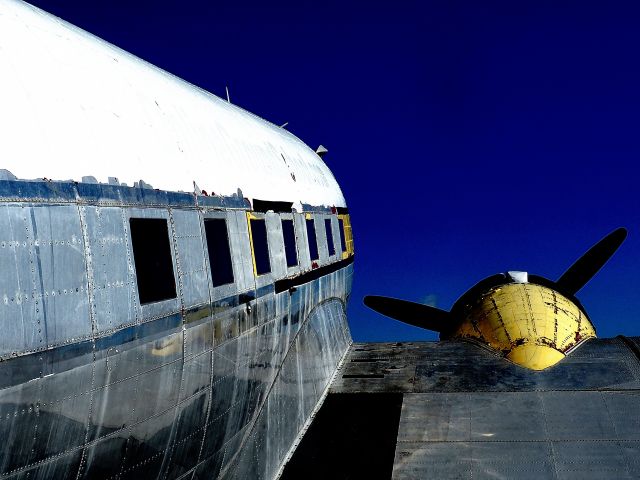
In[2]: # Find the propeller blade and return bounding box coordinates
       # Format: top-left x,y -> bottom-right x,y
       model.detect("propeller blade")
556,227 -> 627,296
363,295 -> 450,332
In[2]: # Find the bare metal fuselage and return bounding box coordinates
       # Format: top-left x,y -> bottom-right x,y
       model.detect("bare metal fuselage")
0,181 -> 353,479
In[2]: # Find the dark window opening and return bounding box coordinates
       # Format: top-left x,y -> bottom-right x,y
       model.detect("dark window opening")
282,219 -> 298,267
338,219 -> 347,253
204,218 -> 235,287
325,219 -> 335,257
253,199 -> 293,213
250,218 -> 271,275
306,219 -> 319,261
129,218 -> 177,304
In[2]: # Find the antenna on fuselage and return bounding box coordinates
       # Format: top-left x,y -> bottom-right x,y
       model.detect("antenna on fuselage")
225,86 -> 231,103
316,145 -> 328,158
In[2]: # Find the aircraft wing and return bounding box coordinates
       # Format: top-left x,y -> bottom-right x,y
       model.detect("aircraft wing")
281,337 -> 640,479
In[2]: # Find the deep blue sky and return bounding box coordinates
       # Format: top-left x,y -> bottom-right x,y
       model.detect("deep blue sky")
29,0 -> 640,341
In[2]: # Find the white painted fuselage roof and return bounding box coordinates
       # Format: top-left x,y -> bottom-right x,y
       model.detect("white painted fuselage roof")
0,0 -> 346,208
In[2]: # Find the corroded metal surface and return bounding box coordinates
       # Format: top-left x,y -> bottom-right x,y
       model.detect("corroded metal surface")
327,339 -> 640,479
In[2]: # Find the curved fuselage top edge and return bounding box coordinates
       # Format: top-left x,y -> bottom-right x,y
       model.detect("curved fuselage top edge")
0,0 -> 347,209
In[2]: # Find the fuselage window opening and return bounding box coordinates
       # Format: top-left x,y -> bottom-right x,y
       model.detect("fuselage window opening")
338,218 -> 347,253
129,217 -> 177,304
204,218 -> 235,287
281,219 -> 298,267
306,218 -> 319,261
324,218 -> 335,257
248,216 -> 272,275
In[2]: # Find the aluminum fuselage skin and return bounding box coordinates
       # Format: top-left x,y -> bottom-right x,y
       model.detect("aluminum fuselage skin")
0,181 -> 353,479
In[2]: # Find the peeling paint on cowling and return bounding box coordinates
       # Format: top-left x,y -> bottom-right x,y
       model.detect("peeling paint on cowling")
448,283 -> 596,370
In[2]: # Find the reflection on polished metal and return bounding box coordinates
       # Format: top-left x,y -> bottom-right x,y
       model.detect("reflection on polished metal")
0,1 -> 354,478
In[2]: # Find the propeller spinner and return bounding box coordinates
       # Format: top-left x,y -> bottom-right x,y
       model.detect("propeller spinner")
364,228 -> 627,370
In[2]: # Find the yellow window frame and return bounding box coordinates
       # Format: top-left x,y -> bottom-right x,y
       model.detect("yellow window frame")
337,214 -> 354,259
246,212 -> 268,277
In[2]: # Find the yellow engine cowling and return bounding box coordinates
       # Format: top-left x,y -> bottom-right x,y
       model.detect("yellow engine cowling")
449,283 -> 596,370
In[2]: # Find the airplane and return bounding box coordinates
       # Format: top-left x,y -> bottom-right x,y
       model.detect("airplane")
0,0 -> 354,478
2,1 -> 639,479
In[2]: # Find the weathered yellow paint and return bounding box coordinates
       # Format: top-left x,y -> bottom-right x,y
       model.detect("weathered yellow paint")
507,344 -> 566,370
338,214 -> 354,259
450,283 -> 596,370
246,212 -> 261,277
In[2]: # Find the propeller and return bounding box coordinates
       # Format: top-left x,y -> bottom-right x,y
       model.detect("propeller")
556,227 -> 627,296
364,228 -> 627,332
363,295 -> 450,332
